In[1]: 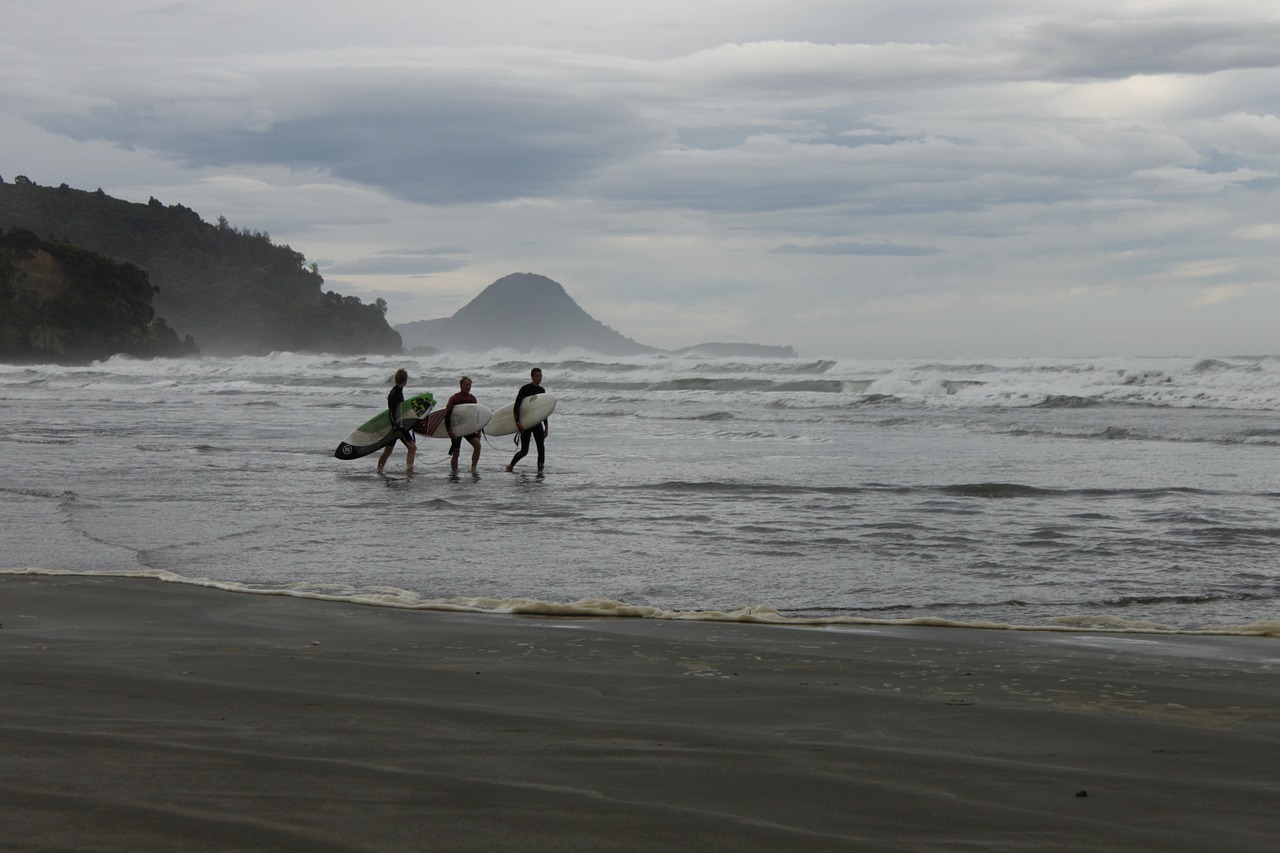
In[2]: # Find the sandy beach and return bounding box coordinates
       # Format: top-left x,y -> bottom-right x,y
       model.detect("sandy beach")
2,574 -> 1277,852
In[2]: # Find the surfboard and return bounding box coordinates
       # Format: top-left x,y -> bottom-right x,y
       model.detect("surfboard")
333,392 -> 435,460
416,403 -> 493,438
486,393 -> 556,437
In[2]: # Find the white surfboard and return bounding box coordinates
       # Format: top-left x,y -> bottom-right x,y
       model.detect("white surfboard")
486,393 -> 556,437
416,403 -> 492,439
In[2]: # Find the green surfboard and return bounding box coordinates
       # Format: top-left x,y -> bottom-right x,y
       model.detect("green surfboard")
333,392 -> 435,460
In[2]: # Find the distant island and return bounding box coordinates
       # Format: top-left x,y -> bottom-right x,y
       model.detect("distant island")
396,273 -> 797,358
0,176 -> 400,360
668,342 -> 799,358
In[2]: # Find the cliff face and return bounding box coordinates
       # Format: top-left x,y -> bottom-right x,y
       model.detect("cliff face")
396,273 -> 656,355
0,228 -> 197,363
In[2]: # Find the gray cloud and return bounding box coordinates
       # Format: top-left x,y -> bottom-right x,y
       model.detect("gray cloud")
770,241 -> 941,257
27,16 -> 1280,221
36,64 -> 664,205
1016,19 -> 1280,80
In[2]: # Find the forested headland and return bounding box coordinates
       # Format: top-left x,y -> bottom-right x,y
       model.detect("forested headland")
0,227 -> 197,363
0,176 -> 401,359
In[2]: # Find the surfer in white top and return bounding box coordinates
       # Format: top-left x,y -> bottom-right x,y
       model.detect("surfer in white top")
506,367 -> 549,473
444,376 -> 482,474
376,368 -> 416,476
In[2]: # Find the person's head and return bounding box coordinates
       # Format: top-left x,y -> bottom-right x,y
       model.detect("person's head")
459,375 -> 472,392
531,367 -> 543,383
394,369 -> 408,386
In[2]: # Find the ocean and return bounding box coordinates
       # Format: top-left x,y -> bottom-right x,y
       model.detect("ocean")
2,352 -> 1277,635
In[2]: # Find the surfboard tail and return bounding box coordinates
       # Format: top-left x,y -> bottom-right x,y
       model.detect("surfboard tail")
334,434 -> 395,460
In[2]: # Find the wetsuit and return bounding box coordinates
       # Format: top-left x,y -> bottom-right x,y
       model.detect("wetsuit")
444,390 -> 478,454
387,385 -> 414,447
508,381 -> 547,470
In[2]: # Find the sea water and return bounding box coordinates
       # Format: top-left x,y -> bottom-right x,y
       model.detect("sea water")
2,352 -> 1277,635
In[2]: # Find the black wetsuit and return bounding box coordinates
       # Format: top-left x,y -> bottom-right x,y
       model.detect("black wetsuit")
387,385 -> 414,446
508,382 -> 547,470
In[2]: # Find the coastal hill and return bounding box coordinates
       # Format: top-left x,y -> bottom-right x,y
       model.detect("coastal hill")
1,227 -> 197,363
397,273 -> 654,355
397,273 -> 797,357
0,176 -> 400,357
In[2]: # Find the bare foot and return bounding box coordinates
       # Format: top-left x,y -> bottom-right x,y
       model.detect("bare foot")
505,464 -> 514,472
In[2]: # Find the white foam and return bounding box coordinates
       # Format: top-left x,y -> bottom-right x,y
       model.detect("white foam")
5,568 -> 1277,639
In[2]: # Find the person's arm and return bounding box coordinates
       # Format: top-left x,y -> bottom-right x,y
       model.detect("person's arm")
513,384 -> 533,431
388,388 -> 404,430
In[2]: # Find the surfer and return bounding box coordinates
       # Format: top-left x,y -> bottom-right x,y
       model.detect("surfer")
445,375 -> 483,474
376,368 -> 416,475
506,367 -> 549,473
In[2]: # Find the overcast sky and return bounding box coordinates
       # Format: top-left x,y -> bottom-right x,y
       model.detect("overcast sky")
4,1 -> 1279,357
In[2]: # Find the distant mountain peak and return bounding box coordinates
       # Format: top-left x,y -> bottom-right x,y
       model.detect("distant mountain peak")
477,272 -> 567,297
451,273 -> 591,326
396,273 -> 654,355
395,272 -> 798,357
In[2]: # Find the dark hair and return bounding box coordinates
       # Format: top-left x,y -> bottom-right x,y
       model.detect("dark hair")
394,369 -> 408,384
531,367 -> 542,377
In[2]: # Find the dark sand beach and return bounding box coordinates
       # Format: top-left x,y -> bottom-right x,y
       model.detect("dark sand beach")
2,574 -> 1277,852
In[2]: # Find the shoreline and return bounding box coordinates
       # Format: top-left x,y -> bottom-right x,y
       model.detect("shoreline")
8,568 -> 1277,637
3,574 -> 1277,852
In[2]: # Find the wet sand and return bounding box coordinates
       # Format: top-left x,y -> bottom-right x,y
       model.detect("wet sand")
2,574 -> 1277,852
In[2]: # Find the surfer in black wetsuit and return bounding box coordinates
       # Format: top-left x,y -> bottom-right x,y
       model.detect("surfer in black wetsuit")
506,367 -> 549,473
444,375 -> 482,474
376,368 -> 416,475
